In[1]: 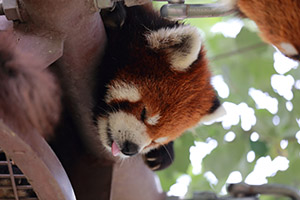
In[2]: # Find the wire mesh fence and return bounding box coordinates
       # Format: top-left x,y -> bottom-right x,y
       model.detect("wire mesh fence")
0,148 -> 38,200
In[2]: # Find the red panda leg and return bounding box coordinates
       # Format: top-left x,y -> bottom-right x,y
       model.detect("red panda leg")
143,142 -> 174,171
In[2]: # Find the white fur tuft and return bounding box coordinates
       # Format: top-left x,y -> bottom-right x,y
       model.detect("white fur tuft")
219,0 -> 238,8
154,136 -> 168,144
280,42 -> 299,56
200,104 -> 226,124
105,81 -> 141,103
146,113 -> 161,125
145,25 -> 202,72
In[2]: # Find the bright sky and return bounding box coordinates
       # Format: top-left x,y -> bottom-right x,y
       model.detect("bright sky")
167,18 -> 300,198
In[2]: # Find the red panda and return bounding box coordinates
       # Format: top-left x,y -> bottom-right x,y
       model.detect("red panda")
96,3 -> 225,170
0,33 -> 61,140
231,0 -> 300,60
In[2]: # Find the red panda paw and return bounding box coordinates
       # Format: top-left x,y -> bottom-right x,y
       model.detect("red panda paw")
143,141 -> 174,171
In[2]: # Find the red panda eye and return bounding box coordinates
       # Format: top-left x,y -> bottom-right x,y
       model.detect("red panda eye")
141,107 -> 147,122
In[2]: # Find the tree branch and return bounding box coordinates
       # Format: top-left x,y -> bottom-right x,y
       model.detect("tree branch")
167,183 -> 300,200
209,43 -> 267,62
228,182 -> 300,200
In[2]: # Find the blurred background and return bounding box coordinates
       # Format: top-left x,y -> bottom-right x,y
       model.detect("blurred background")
153,1 -> 300,199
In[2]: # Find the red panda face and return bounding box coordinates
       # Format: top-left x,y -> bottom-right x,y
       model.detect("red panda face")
97,25 -> 225,157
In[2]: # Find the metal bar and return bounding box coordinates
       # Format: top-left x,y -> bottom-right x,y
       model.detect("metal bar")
190,191 -> 258,200
0,199 -> 38,200
0,94 -> 77,200
160,3 -> 236,19
0,174 -> 26,178
16,185 -> 33,190
228,183 -> 300,200
6,156 -> 19,200
1,0 -> 23,21
168,0 -> 185,4
0,1 -> 4,15
0,185 -> 33,189
0,161 -> 9,165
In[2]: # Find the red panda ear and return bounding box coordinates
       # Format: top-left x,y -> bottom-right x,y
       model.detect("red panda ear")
200,98 -> 226,124
220,0 -> 238,8
145,25 -> 202,72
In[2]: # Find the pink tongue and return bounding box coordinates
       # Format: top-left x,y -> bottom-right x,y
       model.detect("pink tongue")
111,141 -> 121,157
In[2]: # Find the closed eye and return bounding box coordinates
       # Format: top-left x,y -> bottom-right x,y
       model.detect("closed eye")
141,107 -> 147,122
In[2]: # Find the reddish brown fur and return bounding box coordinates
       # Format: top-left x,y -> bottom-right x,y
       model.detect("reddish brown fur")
237,0 -> 300,58
111,46 -> 215,146
0,33 -> 61,139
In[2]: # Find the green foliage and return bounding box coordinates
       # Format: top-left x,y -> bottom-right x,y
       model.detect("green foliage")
156,15 -> 300,198
156,133 -> 195,191
250,141 -> 268,157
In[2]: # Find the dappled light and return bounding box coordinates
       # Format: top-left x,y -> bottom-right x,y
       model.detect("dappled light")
272,115 -> 280,126
223,131 -> 236,142
271,74 -> 294,100
245,156 -> 289,185
226,171 -> 242,184
211,75 -> 230,99
246,151 -> 255,163
211,19 -> 244,38
167,175 -> 191,197
273,51 -> 298,74
248,88 -> 278,114
250,132 -> 259,142
189,139 -> 218,175
204,171 -> 218,186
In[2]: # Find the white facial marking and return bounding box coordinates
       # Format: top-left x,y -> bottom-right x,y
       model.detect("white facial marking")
146,113 -> 161,125
105,81 -> 141,103
154,136 -> 169,144
108,111 -> 151,151
200,104 -> 226,124
280,42 -> 298,56
145,25 -> 202,72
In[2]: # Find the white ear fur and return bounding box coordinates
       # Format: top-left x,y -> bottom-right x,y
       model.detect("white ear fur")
145,25 -> 202,72
280,42 -> 299,56
200,104 -> 226,124
219,0 -> 238,8
105,81 -> 141,103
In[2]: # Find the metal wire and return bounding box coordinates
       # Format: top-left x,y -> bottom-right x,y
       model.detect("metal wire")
0,148 -> 38,200
160,3 -> 236,19
6,155 -> 19,200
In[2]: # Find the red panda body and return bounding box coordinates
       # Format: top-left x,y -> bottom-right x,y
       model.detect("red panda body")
0,34 -> 61,140
0,34 -> 62,198
95,4 -> 223,161
236,0 -> 300,59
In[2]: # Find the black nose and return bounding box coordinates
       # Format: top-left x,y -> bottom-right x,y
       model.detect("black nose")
121,141 -> 138,156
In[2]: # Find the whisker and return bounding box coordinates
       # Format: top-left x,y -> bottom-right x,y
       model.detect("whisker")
119,156 -> 126,167
158,142 -> 173,163
108,103 -> 118,114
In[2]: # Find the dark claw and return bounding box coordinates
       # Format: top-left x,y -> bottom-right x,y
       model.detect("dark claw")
100,2 -> 127,29
143,141 -> 174,171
